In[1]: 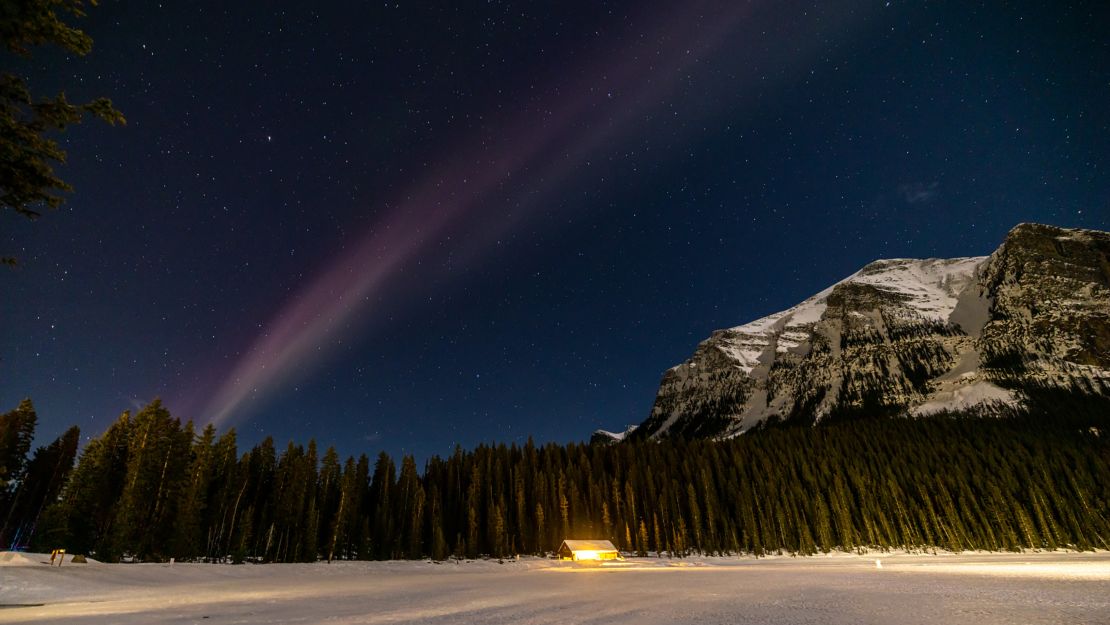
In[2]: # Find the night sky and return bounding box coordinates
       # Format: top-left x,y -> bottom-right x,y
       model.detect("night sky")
3,1 -> 1108,460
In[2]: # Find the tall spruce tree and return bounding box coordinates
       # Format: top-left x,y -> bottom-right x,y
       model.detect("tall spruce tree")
112,400 -> 189,560
0,425 -> 78,549
172,423 -> 217,559
0,399 -> 37,499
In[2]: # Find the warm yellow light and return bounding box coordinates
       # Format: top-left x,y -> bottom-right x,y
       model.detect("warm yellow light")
573,550 -> 600,561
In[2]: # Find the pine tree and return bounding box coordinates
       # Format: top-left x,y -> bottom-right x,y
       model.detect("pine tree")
396,456 -> 424,559
241,437 -> 277,560
171,423 -> 216,559
464,464 -> 480,558
205,428 -> 240,560
369,452 -> 396,559
112,400 -> 189,560
0,399 -> 37,500
429,484 -> 448,560
637,519 -> 649,557
37,411 -> 130,558
1,425 -> 78,549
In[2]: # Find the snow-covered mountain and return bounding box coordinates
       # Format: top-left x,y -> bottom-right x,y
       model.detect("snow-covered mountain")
590,424 -> 638,445
634,223 -> 1110,440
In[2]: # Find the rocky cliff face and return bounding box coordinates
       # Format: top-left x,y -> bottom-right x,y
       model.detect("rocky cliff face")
636,224 -> 1110,440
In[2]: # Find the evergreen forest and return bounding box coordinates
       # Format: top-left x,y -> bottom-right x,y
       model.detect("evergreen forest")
1,391 -> 1108,563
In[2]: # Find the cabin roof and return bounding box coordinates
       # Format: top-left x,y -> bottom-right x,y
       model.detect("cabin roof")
559,539 -> 618,552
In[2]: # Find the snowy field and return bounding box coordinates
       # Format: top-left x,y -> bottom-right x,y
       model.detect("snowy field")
3,551 -> 1109,624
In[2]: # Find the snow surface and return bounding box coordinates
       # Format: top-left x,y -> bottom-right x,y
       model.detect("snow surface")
0,552 -> 94,567
2,552 -> 1108,624
718,257 -> 987,372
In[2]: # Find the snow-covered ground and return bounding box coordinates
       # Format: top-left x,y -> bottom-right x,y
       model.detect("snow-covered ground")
2,551 -> 1108,624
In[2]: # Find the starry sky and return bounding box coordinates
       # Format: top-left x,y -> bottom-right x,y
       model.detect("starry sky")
3,1 -> 1108,460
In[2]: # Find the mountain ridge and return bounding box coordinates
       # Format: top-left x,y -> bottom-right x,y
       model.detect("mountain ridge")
625,223 -> 1110,440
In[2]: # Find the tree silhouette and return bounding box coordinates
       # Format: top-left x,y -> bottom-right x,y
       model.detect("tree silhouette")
1,0 -> 125,266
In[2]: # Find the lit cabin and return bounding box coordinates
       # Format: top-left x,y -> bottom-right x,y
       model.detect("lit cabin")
557,539 -> 621,561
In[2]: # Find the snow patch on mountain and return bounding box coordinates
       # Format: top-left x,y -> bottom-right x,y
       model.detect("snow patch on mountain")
591,425 -> 639,444
911,380 -> 1018,416
714,257 -> 986,374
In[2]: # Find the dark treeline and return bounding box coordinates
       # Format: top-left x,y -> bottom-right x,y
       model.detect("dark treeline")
2,392 -> 1109,562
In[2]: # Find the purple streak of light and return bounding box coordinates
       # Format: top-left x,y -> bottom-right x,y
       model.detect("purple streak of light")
190,1 -> 861,428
